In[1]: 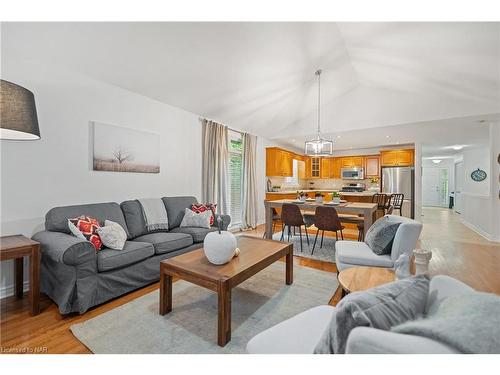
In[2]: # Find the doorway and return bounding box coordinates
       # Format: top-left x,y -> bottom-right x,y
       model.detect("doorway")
422,167 -> 449,207
454,162 -> 463,214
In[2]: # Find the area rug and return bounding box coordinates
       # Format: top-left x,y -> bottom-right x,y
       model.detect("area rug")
272,231 -> 337,263
70,262 -> 337,354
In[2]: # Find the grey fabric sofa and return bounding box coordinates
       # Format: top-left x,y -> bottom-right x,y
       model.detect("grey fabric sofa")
32,196 -> 230,314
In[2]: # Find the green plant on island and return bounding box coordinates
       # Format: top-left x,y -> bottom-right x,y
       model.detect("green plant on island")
332,191 -> 340,198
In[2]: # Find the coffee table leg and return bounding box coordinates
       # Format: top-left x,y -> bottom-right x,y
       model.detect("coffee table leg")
29,247 -> 40,315
217,282 -> 231,347
159,272 -> 172,315
286,246 -> 293,285
14,257 -> 24,298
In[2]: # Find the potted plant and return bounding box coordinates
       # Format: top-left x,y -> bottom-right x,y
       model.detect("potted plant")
315,192 -> 324,203
297,191 -> 306,201
332,191 -> 341,204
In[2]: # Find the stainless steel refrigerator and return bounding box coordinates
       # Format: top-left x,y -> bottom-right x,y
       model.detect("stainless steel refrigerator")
381,166 -> 415,218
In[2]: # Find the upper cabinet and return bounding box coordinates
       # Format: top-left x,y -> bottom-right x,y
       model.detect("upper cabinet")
364,155 -> 380,177
320,158 -> 331,178
306,157 -> 321,178
266,147 -> 294,176
380,149 -> 414,167
340,156 -> 364,168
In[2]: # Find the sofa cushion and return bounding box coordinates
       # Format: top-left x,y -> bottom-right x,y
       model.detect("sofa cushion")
162,196 -> 198,229
46,202 -> 130,238
336,240 -> 394,268
314,275 -> 429,354
120,200 -> 148,239
133,232 -> 193,254
170,226 -> 217,243
247,305 -> 336,354
97,241 -> 154,272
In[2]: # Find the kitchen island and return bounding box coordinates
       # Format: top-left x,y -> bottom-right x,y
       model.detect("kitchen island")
339,191 -> 377,203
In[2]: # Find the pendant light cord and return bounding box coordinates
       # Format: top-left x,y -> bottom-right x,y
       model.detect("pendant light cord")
316,69 -> 321,137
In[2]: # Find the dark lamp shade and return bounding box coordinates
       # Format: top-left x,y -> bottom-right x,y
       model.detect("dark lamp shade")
0,79 -> 40,140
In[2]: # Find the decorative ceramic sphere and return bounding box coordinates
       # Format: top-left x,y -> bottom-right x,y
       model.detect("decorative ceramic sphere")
203,231 -> 237,265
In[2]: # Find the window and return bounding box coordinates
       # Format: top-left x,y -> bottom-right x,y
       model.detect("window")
284,159 -> 299,187
228,131 -> 243,227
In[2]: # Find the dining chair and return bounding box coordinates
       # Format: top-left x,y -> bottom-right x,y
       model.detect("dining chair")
311,206 -> 344,255
280,203 -> 310,251
262,208 -> 281,238
389,194 -> 404,215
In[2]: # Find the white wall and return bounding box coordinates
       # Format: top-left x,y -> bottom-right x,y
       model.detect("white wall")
0,57 -> 207,296
459,122 -> 500,242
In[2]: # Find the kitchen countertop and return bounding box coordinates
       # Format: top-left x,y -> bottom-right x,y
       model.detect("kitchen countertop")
267,190 -> 378,196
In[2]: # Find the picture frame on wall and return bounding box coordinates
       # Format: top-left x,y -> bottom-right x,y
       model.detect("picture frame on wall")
91,121 -> 160,173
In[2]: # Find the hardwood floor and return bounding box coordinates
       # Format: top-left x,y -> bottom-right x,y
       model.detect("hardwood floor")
1,207 -> 499,354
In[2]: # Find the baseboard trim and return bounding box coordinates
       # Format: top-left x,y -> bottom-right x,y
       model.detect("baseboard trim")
0,280 -> 30,299
460,218 -> 500,243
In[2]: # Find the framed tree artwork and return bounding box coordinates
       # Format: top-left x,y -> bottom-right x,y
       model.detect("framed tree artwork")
91,121 -> 160,173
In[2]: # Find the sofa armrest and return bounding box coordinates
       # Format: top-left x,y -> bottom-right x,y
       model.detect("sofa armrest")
425,275 -> 474,314
212,214 -> 231,231
32,231 -> 96,266
346,326 -> 459,354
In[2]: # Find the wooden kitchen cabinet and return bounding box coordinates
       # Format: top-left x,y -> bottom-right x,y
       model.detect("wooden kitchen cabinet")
341,156 -> 364,168
364,155 -> 380,177
306,157 -> 321,178
266,147 -> 294,176
380,149 -> 414,167
331,157 -> 341,178
320,158 -> 331,178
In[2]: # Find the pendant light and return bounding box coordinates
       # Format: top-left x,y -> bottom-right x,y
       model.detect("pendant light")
305,69 -> 333,156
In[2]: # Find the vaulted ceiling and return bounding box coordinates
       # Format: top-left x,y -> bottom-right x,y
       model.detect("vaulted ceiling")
2,22 -> 499,143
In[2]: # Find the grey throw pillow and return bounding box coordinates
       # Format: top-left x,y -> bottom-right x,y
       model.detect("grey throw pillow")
364,216 -> 401,255
314,275 -> 429,354
180,208 -> 212,229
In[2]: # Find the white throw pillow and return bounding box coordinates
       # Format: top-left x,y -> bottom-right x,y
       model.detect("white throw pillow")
180,208 -> 212,229
96,220 -> 127,250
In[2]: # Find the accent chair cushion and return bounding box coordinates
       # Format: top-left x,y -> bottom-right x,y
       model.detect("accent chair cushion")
170,226 -> 218,243
97,241 -> 154,272
364,216 -> 402,255
162,196 -> 198,229
133,232 -> 193,254
314,275 -> 429,354
335,240 -> 394,268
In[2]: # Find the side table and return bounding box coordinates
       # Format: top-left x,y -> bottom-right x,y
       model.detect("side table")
0,235 -> 41,315
337,266 -> 395,299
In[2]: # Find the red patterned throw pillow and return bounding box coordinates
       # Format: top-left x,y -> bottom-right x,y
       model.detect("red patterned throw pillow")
191,204 -> 217,226
68,215 -> 103,250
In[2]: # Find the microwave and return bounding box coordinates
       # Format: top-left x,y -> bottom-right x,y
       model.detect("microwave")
341,167 -> 364,180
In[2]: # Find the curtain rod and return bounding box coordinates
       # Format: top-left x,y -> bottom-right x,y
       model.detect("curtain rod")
198,117 -> 244,135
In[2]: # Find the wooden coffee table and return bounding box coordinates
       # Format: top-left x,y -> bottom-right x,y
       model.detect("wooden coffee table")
337,266 -> 395,298
159,235 -> 293,347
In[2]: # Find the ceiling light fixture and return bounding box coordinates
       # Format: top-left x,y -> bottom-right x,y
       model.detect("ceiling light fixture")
305,69 -> 333,156
432,159 -> 442,164
452,145 -> 463,151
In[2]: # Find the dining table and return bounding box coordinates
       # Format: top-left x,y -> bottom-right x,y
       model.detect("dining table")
263,199 -> 378,240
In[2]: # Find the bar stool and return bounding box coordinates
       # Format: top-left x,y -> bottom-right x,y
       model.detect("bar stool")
372,193 -> 389,217
389,194 -> 404,216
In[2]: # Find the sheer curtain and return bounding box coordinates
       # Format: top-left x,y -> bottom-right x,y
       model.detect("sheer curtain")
201,119 -> 229,215
241,132 -> 258,229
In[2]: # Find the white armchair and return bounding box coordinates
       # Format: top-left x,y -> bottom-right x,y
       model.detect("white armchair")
246,275 -> 473,354
335,215 -> 423,272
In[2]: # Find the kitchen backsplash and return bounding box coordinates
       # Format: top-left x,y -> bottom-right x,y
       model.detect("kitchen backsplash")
268,177 -> 379,191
